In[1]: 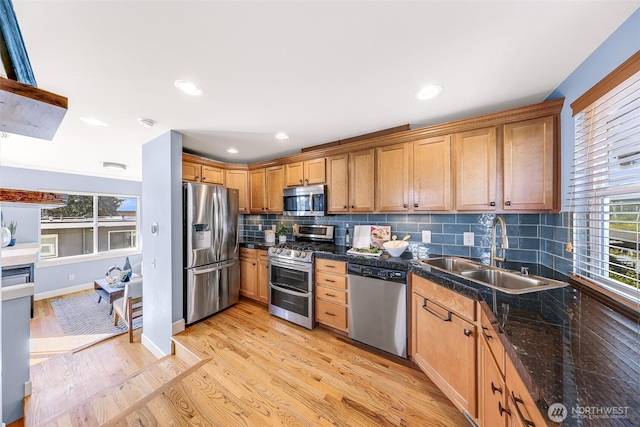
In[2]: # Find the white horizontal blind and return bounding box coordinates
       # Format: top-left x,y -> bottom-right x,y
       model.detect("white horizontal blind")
571,69 -> 640,303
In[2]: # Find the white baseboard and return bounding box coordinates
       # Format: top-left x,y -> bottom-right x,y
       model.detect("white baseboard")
172,318 -> 185,335
34,282 -> 94,301
141,333 -> 169,359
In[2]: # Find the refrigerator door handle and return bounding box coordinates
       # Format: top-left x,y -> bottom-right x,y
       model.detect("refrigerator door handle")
192,260 -> 236,275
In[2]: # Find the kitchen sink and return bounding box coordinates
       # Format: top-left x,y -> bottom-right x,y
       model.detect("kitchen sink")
419,257 -> 487,272
459,269 -> 567,294
418,257 -> 567,294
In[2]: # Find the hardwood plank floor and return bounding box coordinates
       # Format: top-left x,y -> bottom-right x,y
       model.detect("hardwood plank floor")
25,294 -> 468,426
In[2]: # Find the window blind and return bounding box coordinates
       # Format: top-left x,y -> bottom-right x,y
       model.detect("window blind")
571,68 -> 640,304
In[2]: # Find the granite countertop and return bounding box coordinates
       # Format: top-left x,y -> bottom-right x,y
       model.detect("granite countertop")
245,239 -> 640,425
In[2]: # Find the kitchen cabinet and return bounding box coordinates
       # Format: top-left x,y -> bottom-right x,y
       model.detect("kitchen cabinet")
505,357 -> 547,427
284,158 -> 326,187
257,250 -> 269,304
454,127 -> 497,211
239,248 -> 258,299
327,149 -> 374,213
480,333 -> 509,427
503,116 -> 555,211
315,259 -> 348,332
182,160 -> 225,185
412,135 -> 452,211
376,143 -> 410,212
225,169 -> 249,213
249,166 -> 283,213
249,169 -> 266,213
411,274 -> 477,418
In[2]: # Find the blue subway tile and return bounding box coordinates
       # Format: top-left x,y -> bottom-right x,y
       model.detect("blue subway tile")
431,214 -> 456,224
540,226 -> 553,240
442,245 -> 471,257
519,238 -> 540,250
432,233 -> 456,245
519,214 -> 540,224
386,214 -> 408,222
411,214 -> 432,223
444,224 -> 470,234
419,223 -> 443,233
394,223 -> 420,233
506,249 -> 538,262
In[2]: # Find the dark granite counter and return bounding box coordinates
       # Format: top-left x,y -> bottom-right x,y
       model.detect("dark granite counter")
239,238 -> 277,251
250,242 -> 640,425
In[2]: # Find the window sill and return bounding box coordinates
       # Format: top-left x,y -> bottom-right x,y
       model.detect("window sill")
570,274 -> 640,315
36,249 -> 140,268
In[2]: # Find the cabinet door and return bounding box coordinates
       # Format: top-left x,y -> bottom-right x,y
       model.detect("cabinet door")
201,165 -> 225,185
413,136 -> 452,211
265,166 -> 284,213
454,127 -> 497,211
349,149 -> 375,212
239,257 -> 257,299
304,158 -> 326,185
377,143 -> 410,212
182,161 -> 201,182
505,357 -> 547,427
503,116 -> 555,211
225,170 -> 249,213
257,251 -> 269,304
284,162 -> 305,187
249,169 -> 266,213
412,291 -> 477,417
480,337 -> 509,427
327,154 -> 349,213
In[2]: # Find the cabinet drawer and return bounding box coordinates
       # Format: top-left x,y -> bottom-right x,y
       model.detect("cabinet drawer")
316,272 -> 347,289
480,303 -> 505,374
316,285 -> 347,305
258,250 -> 269,261
316,299 -> 348,330
506,357 -> 546,427
315,259 -> 347,274
412,274 -> 475,322
240,247 -> 257,259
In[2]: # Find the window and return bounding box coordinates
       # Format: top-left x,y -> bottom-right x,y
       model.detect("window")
41,193 -> 138,260
571,54 -> 640,305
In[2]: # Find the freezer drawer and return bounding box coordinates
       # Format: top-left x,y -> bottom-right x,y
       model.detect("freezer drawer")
185,260 -> 239,324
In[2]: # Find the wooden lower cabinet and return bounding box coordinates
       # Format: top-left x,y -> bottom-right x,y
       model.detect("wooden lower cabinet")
315,259 -> 348,332
505,357 -> 547,427
239,248 -> 258,299
480,335 -> 509,427
257,250 -> 269,304
411,275 -> 477,418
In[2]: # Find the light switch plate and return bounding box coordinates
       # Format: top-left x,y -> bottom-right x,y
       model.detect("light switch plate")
463,232 -> 474,246
258,224 -> 262,231
421,230 -> 431,243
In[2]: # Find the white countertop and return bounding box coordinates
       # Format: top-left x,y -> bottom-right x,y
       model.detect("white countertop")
1,243 -> 40,267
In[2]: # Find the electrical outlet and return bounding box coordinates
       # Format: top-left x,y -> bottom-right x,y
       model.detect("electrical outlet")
421,230 -> 431,243
68,274 -> 74,281
463,232 -> 474,246
258,224 -> 262,231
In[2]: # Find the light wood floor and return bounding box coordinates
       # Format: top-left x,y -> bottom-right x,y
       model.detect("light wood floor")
25,293 -> 468,426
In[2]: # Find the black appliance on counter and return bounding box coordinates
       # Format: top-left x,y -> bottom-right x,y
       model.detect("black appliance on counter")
268,224 -> 334,329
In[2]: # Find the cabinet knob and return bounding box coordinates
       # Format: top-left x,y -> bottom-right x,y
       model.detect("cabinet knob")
490,201 -> 496,207
482,326 -> 493,340
202,177 -> 206,181
194,176 -> 199,180
414,203 -> 419,208
491,382 -> 503,395
305,178 -> 309,184
324,311 -> 336,317
343,206 -> 348,209
463,329 -> 472,337
403,204 -> 408,208
299,179 -> 303,184
351,205 -> 355,209
505,201 -> 512,206
498,401 -> 511,417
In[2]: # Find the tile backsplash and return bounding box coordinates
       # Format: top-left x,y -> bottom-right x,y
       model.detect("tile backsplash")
240,212 -> 573,276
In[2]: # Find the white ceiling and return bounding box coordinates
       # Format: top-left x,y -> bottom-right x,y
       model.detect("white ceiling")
1,1 -> 638,181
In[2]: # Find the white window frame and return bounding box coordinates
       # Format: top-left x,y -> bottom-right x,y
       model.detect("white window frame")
40,234 -> 58,259
107,229 -> 137,251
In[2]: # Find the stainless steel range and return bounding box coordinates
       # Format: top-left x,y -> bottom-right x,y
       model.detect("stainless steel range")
268,224 -> 334,329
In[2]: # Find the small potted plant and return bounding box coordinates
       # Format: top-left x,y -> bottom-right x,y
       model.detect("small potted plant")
276,222 -> 288,243
7,221 -> 17,246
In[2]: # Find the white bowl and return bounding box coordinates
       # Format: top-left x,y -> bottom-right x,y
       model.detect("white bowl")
383,240 -> 409,257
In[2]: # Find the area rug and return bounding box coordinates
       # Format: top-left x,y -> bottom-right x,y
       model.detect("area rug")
43,293 -> 142,353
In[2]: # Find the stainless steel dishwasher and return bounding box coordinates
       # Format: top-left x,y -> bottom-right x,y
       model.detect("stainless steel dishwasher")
347,263 -> 407,358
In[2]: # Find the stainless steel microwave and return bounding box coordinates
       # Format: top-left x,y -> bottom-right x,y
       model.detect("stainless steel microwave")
282,184 -> 326,216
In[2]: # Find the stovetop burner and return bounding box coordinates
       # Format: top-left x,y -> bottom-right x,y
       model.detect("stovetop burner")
268,241 -> 336,263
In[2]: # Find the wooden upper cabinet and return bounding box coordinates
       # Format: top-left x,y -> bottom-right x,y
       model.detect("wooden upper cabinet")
454,127 -> 497,211
285,158 -> 326,187
349,149 -> 375,212
182,161 -> 201,182
225,170 -> 249,213
249,169 -> 266,213
413,136 -> 452,211
265,166 -> 284,213
503,116 -> 555,211
377,143 -> 410,212
327,154 -> 350,213
201,165 -> 225,185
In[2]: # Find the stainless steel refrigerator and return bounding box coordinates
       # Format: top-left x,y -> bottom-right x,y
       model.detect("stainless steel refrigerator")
184,182 -> 240,324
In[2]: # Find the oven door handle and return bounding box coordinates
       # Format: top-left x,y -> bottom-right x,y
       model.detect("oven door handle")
269,259 -> 313,272
270,283 -> 312,298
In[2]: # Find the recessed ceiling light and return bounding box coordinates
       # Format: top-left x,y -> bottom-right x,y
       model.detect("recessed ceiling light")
80,116 -> 108,127
275,133 -> 289,140
174,80 -> 204,96
103,162 -> 127,171
227,148 -> 239,154
415,85 -> 443,100
138,118 -> 156,128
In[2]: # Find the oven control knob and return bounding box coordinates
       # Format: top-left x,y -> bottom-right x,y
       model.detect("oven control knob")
298,251 -> 306,258
276,248 -> 283,254
285,250 -> 291,256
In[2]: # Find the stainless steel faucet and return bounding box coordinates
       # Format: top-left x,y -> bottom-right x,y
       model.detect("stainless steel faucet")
490,216 -> 509,267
